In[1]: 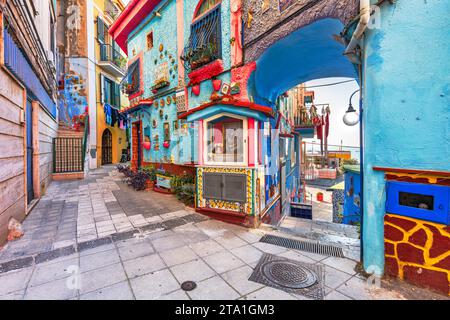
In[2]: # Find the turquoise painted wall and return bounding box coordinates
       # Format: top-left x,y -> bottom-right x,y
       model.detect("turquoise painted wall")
126,0 -> 199,164
362,0 -> 450,274
183,0 -> 232,110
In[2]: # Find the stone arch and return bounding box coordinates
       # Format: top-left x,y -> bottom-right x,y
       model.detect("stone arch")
243,0 -> 359,63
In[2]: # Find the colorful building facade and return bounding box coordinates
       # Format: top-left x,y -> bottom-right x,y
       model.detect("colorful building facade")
0,0 -> 58,244
57,0 -> 128,169
110,0 -> 305,227
111,0 -> 450,294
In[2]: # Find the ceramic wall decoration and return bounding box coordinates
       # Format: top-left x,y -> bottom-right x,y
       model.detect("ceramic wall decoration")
212,78 -> 222,91
159,43 -> 164,52
154,100 -> 159,108
159,109 -> 164,118
230,82 -> 241,95
166,96 -> 171,105
221,83 -> 231,95
152,119 -> 158,128
192,84 -> 200,96
160,99 -> 165,107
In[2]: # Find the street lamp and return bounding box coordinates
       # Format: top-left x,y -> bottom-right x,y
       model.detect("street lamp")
343,89 -> 361,126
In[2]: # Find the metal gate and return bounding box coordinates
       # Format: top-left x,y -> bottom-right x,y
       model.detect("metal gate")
102,129 -> 113,165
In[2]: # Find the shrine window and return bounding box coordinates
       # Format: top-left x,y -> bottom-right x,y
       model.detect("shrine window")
204,114 -> 247,165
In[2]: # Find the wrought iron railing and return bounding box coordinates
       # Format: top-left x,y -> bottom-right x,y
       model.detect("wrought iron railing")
53,137 -> 84,173
100,43 -> 126,70
53,116 -> 89,174
294,107 -> 314,127
180,5 -> 221,72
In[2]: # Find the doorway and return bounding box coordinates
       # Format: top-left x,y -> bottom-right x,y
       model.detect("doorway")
132,121 -> 142,170
101,129 -> 113,165
26,99 -> 34,204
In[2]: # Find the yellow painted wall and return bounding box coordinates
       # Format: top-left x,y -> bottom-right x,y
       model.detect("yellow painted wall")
93,0 -> 128,166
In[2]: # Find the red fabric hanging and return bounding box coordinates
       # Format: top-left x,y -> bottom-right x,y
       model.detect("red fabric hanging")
325,112 -> 330,138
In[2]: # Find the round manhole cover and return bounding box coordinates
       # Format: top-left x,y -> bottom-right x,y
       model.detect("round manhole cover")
261,260 -> 318,289
181,281 -> 197,291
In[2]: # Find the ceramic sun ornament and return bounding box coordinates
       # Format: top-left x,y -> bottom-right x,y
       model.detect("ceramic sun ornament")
159,44 -> 164,52
247,10 -> 254,28
261,0 -> 270,12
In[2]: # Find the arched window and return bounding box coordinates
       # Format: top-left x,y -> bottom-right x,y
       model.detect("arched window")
181,0 -> 222,72
194,0 -> 221,19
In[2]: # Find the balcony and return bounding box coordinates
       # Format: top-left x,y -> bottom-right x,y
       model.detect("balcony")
98,43 -> 126,77
294,107 -> 315,138
105,0 -> 120,21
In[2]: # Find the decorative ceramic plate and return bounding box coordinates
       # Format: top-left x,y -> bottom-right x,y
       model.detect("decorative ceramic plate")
166,96 -> 171,104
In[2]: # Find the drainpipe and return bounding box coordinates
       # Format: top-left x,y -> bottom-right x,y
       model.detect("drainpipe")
344,0 -> 371,64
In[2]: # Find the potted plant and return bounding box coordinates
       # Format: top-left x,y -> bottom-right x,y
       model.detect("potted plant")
171,172 -> 196,207
142,165 -> 156,190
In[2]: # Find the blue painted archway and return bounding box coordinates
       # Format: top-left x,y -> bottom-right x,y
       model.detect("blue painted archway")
248,18 -> 358,106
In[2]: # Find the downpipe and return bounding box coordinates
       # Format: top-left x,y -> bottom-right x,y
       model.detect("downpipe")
344,0 -> 371,64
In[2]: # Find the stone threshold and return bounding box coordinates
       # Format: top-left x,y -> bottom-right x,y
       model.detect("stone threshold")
0,213 -> 208,275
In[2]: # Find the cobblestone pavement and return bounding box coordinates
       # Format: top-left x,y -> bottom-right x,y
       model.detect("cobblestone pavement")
0,166 -> 440,300
0,165 -> 184,263
0,218 -> 410,300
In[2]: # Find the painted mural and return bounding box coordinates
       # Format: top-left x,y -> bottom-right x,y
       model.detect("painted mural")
59,72 -> 88,126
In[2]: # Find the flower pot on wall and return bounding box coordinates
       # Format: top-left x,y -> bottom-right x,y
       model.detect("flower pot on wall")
212,79 -> 222,91
192,85 -> 200,96
163,141 -> 170,149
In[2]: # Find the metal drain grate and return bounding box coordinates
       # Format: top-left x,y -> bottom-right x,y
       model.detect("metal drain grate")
259,234 -> 344,258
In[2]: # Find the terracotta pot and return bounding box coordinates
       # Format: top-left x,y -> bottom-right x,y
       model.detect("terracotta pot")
143,141 -> 151,150
212,79 -> 222,91
192,85 -> 200,96
163,141 -> 170,148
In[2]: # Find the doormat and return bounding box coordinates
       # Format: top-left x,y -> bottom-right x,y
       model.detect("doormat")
249,253 -> 325,300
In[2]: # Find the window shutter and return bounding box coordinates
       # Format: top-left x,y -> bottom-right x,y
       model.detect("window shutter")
98,18 -> 105,43
114,82 -> 120,108
100,74 -> 105,104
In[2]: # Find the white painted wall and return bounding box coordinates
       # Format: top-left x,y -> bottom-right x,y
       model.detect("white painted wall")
87,0 -> 98,169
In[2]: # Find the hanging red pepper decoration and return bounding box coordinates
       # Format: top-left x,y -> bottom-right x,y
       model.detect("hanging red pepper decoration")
192,84 -> 200,96
212,79 -> 222,91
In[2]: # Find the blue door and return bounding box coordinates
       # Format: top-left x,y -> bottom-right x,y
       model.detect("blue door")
26,99 -> 34,203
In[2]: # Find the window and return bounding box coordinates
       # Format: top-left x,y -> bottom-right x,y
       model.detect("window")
122,59 -> 141,96
195,0 -> 221,18
205,115 -> 246,164
146,32 -> 154,50
103,76 -> 120,107
181,2 -> 221,71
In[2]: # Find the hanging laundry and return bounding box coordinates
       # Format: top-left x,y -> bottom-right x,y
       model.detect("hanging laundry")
104,103 -> 112,125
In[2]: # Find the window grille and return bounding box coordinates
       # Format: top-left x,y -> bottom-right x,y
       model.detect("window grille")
181,5 -> 221,72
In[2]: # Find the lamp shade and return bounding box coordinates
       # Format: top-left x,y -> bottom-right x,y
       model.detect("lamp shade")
343,108 -> 359,126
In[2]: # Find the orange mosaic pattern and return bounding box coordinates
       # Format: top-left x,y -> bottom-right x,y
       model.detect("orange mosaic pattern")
384,213 -> 450,296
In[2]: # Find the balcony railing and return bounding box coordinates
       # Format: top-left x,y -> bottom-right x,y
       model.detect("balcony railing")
294,111 -> 314,127
100,43 -> 126,70
105,0 -> 120,20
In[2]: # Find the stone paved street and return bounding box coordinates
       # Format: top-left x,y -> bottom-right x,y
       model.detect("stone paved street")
0,166 -> 445,300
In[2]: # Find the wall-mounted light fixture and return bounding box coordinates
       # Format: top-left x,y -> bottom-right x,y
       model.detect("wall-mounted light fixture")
343,89 -> 361,126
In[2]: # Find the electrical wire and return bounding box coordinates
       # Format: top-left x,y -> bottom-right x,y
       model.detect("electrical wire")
303,79 -> 357,89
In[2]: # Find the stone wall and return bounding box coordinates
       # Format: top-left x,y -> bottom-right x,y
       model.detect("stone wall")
384,213 -> 450,296
242,0 -> 358,62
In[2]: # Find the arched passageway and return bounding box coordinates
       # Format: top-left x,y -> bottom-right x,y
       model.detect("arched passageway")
248,18 -> 358,105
